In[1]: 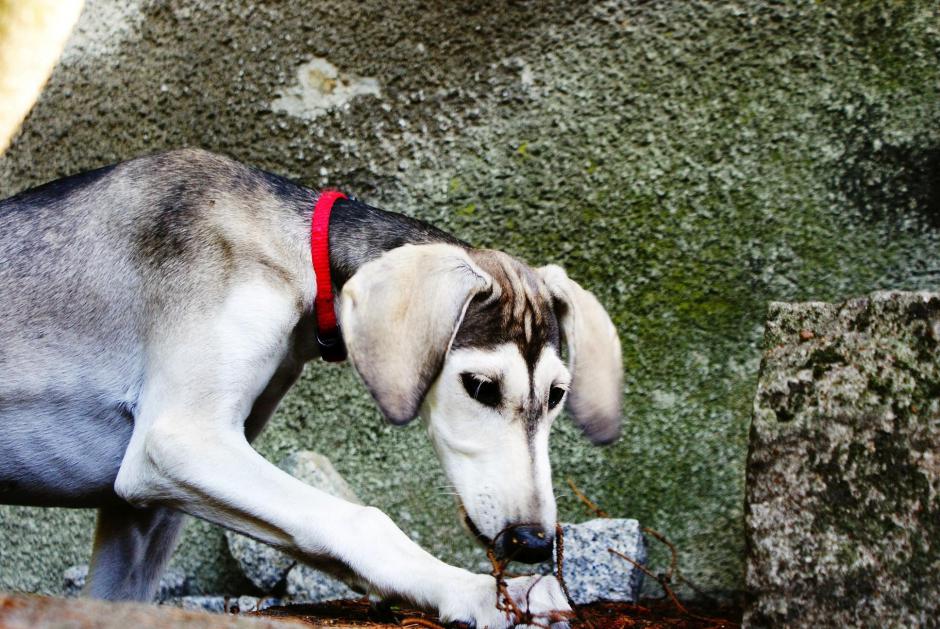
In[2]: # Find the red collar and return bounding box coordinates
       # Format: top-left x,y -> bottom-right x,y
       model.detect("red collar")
310,190 -> 347,362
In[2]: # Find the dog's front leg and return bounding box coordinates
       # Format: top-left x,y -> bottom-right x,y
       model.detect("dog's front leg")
111,280 -> 566,625
116,423 -> 567,626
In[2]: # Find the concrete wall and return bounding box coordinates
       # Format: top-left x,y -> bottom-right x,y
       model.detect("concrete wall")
1,0 -> 938,600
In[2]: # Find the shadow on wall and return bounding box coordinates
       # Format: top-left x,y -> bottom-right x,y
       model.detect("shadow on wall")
1,0 -> 580,195
843,140 -> 940,229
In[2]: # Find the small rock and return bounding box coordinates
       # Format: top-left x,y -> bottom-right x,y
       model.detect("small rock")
167,595 -> 284,614
175,595 -> 229,614
224,535 -> 294,594
62,565 -> 87,598
232,595 -> 279,613
235,595 -> 259,613
539,519 -> 646,605
63,564 -> 190,601
285,564 -> 359,603
225,451 -> 362,592
255,597 -> 283,612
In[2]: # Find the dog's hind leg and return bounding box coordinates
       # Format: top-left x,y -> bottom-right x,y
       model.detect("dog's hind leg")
84,502 -> 186,601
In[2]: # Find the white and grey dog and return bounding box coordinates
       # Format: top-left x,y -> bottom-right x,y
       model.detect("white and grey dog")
0,149 -> 622,626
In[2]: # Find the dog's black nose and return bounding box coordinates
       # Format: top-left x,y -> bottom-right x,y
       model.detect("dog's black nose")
499,524 -> 554,564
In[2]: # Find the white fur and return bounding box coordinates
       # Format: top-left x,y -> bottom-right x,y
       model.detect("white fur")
423,343 -> 569,539
340,243 -> 492,424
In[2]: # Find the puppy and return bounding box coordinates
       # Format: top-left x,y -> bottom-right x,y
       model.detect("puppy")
0,149 -> 622,626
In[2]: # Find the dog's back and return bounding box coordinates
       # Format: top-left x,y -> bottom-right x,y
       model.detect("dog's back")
0,149 -> 311,506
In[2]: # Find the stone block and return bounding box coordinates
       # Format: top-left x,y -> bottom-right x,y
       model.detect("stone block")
170,595 -> 283,614
170,594 -> 284,614
539,518 -> 646,605
63,564 -> 190,602
284,564 -> 359,603
175,595 -> 229,614
225,451 -> 361,593
745,291 -> 940,627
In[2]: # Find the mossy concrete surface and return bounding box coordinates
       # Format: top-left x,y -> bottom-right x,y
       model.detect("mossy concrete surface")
1,0 -> 939,600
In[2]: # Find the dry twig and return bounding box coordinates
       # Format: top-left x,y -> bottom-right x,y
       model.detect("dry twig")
640,528 -> 677,584
609,549 -> 736,628
607,548 -> 690,617
487,531 -> 524,625
565,477 -> 738,627
642,527 -> 722,606
566,477 -> 610,518
400,617 -> 448,629
485,527 -> 575,629
554,522 -> 577,610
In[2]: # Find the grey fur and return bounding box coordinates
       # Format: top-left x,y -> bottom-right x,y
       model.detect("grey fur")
0,149 -> 314,507
86,504 -> 186,601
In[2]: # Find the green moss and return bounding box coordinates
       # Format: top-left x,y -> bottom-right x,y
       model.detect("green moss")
456,202 -> 477,217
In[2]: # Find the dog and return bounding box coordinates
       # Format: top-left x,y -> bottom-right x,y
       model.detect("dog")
0,149 -> 622,627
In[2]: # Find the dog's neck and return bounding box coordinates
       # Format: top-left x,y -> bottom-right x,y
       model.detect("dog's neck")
313,196 -> 560,365
326,197 -> 468,291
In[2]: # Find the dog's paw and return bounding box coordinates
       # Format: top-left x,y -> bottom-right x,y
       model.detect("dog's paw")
439,574 -> 571,629
505,575 -> 572,629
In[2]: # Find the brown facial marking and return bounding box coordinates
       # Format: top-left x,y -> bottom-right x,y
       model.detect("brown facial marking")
452,250 -> 561,431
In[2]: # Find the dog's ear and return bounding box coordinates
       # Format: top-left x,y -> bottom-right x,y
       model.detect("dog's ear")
538,265 -> 623,445
339,243 -> 492,425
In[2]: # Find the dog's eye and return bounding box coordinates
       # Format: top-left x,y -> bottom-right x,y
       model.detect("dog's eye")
461,373 -> 501,408
548,386 -> 566,410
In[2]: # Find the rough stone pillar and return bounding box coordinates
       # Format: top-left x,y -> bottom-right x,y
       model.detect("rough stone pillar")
745,291 -> 940,627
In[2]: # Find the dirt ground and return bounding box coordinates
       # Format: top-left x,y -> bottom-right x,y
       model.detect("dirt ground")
254,598 -> 742,629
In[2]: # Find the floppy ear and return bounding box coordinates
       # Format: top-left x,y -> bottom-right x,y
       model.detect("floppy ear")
538,265 -> 623,445
339,243 -> 492,425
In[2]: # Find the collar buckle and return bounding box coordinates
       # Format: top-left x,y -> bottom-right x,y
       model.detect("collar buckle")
315,328 -> 347,362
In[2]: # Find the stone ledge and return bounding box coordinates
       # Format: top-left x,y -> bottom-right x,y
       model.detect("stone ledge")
744,291 -> 940,627
0,592 -> 305,629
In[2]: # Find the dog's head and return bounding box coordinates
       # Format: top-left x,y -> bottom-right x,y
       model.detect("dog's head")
339,243 -> 622,563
